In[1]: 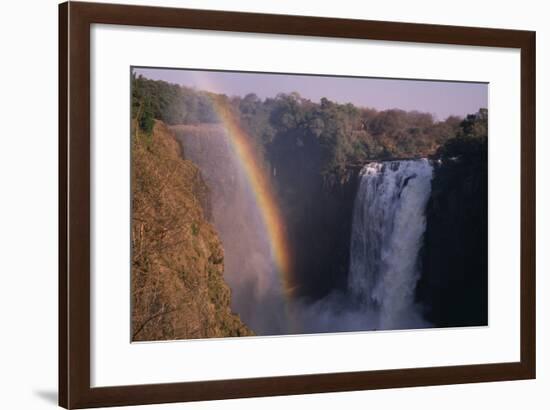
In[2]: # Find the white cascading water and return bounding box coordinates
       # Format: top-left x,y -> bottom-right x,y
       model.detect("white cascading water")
348,159 -> 433,330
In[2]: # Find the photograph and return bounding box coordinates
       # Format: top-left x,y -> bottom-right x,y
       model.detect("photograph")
130,67 -> 488,342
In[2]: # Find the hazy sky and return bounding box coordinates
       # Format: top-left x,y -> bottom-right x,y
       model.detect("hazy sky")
134,67 -> 488,120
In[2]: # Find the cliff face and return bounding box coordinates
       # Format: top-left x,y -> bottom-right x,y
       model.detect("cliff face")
269,140 -> 360,300
131,121 -> 253,341
416,151 -> 488,327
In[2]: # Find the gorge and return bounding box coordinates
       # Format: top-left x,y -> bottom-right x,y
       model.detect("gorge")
131,73 -> 488,339
293,152 -> 487,333
172,122 -> 488,335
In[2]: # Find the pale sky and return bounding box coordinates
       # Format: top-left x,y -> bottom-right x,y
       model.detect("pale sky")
133,67 -> 488,120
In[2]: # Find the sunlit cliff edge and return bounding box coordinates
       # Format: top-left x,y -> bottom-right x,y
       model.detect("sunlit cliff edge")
131,120 -> 253,341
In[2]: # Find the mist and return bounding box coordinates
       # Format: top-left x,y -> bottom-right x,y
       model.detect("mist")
173,123 -> 433,336
172,124 -> 292,335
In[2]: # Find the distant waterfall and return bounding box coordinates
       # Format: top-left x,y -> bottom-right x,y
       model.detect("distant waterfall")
348,159 -> 433,329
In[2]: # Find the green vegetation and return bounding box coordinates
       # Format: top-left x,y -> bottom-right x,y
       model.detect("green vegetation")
435,108 -> 488,162
132,71 -> 219,128
131,73 -> 484,179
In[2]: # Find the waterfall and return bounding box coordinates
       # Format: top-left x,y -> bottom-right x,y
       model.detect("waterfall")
348,159 -> 433,330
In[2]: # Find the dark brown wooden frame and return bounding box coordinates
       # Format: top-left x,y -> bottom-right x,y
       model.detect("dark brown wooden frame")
59,1 -> 536,408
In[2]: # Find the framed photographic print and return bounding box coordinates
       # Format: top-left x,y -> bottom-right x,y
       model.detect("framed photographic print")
59,1 -> 536,408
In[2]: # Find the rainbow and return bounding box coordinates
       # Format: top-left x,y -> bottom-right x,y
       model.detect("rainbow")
208,96 -> 295,296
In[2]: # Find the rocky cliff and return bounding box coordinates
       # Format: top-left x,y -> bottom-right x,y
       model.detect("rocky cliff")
269,141 -> 360,300
131,121 -> 253,341
416,139 -> 488,327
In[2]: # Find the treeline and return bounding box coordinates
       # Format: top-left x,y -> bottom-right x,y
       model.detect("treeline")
237,93 -> 464,177
132,74 -> 487,177
132,73 -> 219,133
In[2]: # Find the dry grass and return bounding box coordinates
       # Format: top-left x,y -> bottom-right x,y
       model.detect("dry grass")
131,121 -> 253,341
